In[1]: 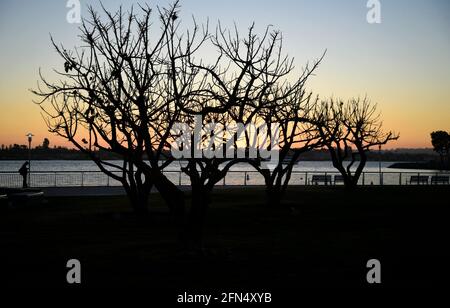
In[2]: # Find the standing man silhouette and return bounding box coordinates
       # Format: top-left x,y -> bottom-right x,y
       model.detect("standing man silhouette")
19,162 -> 29,188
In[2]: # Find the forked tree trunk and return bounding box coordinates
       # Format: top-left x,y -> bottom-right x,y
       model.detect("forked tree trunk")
130,192 -> 150,216
266,185 -> 283,207
125,184 -> 151,217
264,166 -> 292,207
343,176 -> 358,190
151,170 -> 186,243
152,170 -> 185,216
186,185 -> 211,249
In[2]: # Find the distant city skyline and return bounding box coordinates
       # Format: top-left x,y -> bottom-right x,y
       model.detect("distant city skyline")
1,0 -> 449,148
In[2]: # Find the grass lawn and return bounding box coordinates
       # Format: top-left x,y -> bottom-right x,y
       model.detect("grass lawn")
1,186 -> 449,289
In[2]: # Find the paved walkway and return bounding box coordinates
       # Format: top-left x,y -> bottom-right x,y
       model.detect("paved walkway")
39,185 -> 260,197
41,186 -> 128,197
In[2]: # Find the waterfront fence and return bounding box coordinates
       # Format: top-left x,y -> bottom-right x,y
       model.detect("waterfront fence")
1,170 -> 449,188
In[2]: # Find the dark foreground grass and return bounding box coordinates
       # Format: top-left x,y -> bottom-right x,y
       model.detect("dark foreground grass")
1,186 -> 449,289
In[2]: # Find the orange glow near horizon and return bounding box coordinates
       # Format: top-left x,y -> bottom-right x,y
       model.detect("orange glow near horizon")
0,68 -> 447,150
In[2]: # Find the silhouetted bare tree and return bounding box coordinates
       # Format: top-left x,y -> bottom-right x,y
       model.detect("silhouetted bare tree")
174,23 -> 309,246
314,97 -> 399,188
251,85 -> 323,206
33,1 -> 201,216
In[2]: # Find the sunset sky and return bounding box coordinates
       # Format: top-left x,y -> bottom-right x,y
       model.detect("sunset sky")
0,0 -> 449,149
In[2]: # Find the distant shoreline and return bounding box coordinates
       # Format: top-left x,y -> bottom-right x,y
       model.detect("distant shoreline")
0,147 -> 440,162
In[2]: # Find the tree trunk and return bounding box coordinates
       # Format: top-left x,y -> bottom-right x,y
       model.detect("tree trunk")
343,175 -> 358,190
152,170 -> 185,216
151,170 -> 186,242
131,194 -> 149,216
186,185 -> 210,249
126,185 -> 151,217
265,184 -> 283,207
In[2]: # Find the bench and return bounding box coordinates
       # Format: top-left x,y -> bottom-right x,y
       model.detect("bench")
409,176 -> 429,185
334,175 -> 345,185
311,175 -> 332,185
431,176 -> 449,185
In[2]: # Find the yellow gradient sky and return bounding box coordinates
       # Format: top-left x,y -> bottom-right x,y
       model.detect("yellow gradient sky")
0,0 -> 449,149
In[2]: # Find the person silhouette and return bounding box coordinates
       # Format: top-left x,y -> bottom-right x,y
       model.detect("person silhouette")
19,162 -> 29,188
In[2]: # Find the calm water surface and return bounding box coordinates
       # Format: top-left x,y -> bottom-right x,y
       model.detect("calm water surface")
0,160 -> 424,173
0,160 -> 443,187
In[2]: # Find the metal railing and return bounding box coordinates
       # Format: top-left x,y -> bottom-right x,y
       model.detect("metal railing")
1,170 -> 449,188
